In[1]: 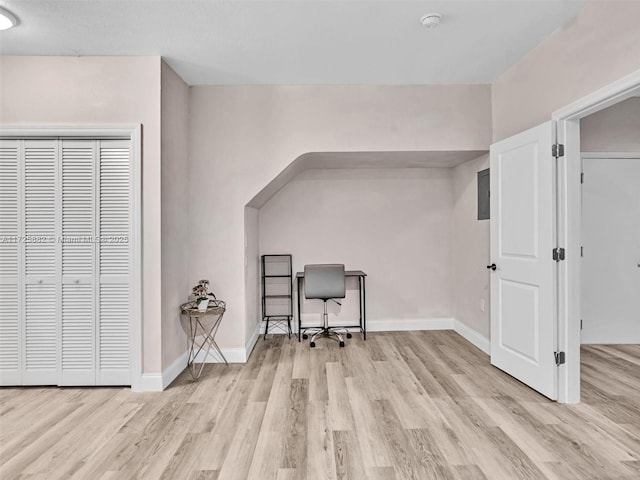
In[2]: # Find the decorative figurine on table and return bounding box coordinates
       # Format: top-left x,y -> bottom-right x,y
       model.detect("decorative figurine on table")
180,280 -> 228,377
192,279 -> 216,312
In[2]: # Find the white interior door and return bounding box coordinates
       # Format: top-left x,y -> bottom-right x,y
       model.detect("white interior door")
60,140 -> 97,385
581,157 -> 640,344
0,140 -> 21,385
23,140 -> 59,385
490,121 -> 558,400
96,140 -> 132,385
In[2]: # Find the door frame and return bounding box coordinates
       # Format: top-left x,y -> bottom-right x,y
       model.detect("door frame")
553,68 -> 640,403
0,124 -> 143,391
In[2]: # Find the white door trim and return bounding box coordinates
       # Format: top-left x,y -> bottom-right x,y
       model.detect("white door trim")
581,151 -> 640,159
0,124 -> 143,391
553,67 -> 640,403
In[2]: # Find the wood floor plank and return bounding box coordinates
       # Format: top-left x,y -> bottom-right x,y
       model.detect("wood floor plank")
215,401 -> 267,480
1,335 -> 638,480
280,378 -> 309,469
333,429 -> 367,480
306,400 -> 337,480
326,362 -> 355,431
365,466 -> 396,480
345,376 -> 394,468
452,464 -> 487,480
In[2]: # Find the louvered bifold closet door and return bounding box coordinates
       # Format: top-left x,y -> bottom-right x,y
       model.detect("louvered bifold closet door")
23,140 -> 58,385
0,140 -> 22,384
60,140 -> 96,385
97,140 -> 131,385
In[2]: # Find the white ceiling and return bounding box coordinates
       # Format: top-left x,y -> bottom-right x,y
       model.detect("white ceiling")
0,0 -> 587,86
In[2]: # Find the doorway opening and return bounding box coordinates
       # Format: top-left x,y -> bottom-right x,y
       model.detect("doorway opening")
555,69 -> 640,403
578,97 -> 640,401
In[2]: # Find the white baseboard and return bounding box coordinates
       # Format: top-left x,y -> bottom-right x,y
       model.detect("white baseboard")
191,321 -> 262,365
245,322 -> 261,360
261,317 -> 455,333
140,373 -> 164,392
162,350 -> 189,389
193,346 -> 246,363
453,319 -> 490,355
367,317 -> 454,332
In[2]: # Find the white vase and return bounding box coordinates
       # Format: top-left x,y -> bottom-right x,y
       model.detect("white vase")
197,298 -> 209,312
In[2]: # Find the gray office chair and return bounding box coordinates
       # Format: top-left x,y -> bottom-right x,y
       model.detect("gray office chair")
302,264 -> 352,347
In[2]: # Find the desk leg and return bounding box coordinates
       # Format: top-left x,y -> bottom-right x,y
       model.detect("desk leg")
362,275 -> 367,340
297,277 -> 302,342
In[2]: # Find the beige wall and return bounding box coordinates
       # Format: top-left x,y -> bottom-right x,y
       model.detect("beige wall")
0,55 -> 164,374
259,168 -> 455,327
189,85 -> 492,349
452,154 -> 490,339
160,61 -> 191,369
581,97 -> 640,152
492,0 -> 640,142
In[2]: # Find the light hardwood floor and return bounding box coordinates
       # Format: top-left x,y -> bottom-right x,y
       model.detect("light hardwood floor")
1,332 -> 639,479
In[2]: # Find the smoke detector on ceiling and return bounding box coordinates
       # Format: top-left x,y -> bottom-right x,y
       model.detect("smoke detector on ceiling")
420,13 -> 442,29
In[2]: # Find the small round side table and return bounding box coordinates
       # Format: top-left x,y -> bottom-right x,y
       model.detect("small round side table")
180,300 -> 228,379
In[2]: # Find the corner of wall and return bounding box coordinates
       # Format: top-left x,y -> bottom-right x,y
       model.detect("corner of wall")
453,318 -> 490,355
244,206 -> 261,349
160,57 -> 192,372
452,153 -> 491,349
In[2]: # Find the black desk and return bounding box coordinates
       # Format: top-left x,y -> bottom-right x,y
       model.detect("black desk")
296,270 -> 367,342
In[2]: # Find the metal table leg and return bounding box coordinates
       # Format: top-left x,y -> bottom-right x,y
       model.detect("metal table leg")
186,312 -> 227,379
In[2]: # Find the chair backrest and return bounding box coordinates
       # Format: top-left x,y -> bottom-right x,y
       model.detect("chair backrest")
304,264 -> 346,300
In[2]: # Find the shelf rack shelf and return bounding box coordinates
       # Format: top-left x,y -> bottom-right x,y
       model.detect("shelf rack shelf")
261,254 -> 293,339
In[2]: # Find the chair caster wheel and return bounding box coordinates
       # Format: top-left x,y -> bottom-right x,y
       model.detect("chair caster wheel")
310,342 -> 316,348
346,333 -> 352,339
339,341 -> 345,347
303,334 -> 308,340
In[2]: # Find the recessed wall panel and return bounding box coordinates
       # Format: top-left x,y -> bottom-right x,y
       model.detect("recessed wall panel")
499,143 -> 539,258
500,279 -> 539,363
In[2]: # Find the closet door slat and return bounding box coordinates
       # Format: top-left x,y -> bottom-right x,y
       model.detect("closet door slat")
23,283 -> 57,384
61,284 -> 95,385
0,141 -> 21,384
97,141 -> 131,385
60,141 -> 96,385
99,145 -> 130,277
24,142 -> 56,279
62,143 -> 94,277
23,140 -> 57,385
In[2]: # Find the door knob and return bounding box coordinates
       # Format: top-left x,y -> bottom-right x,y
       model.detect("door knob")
487,264 -> 497,271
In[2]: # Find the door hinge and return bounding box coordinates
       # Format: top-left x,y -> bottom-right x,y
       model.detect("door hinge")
555,351 -> 566,366
553,247 -> 565,262
580,172 -> 584,184
580,246 -> 583,257
580,319 -> 583,330
552,143 -> 565,158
